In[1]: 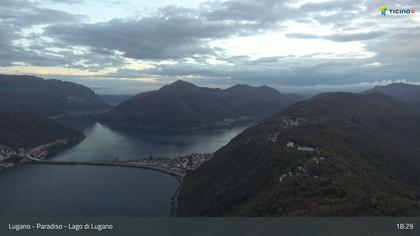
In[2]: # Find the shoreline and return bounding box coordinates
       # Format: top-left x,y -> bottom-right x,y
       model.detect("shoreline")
0,136 -> 85,173
29,137 -> 85,160
21,156 -> 185,216
99,117 -> 262,132
170,177 -> 183,216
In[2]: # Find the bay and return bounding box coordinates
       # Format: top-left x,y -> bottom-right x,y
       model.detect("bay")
0,123 -> 250,216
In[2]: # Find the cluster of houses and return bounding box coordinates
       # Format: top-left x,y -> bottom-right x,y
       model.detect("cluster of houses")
286,142 -> 315,152
214,116 -> 254,127
278,165 -> 309,183
172,153 -> 214,170
311,156 -> 325,164
0,146 -> 26,162
0,145 -> 16,161
278,153 -> 326,183
0,146 -> 27,171
276,116 -> 305,128
134,153 -> 215,177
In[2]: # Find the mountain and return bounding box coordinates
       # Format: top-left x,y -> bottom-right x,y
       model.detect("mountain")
100,80 -> 302,129
176,92 -> 420,216
0,111 -> 84,150
0,74 -> 109,116
363,83 -> 420,111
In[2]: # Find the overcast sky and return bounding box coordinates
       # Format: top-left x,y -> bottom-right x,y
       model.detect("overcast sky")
0,0 -> 419,95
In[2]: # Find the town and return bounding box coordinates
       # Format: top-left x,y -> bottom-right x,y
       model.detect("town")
0,138 -> 82,171
0,145 -> 26,171
138,153 -> 214,176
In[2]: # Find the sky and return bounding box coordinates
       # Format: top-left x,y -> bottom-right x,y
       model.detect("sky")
0,0 -> 419,95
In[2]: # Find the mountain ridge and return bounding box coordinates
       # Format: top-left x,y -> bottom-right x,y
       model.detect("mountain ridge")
363,83 -> 420,112
0,74 -> 109,116
176,92 -> 420,216
0,111 -> 84,150
100,80 -> 302,129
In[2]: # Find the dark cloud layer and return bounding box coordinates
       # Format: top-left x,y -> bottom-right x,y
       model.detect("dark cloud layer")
46,15 -> 233,60
0,0 -> 86,66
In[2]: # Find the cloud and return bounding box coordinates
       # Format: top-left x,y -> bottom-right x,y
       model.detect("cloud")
43,1 -> 313,62
0,0 -> 89,66
298,0 -> 358,12
46,15 -> 233,60
0,0 -> 83,27
287,31 -> 388,42
96,55 -> 380,87
1,0 -> 420,93
42,0 -> 396,63
200,0 -> 295,28
43,0 -> 84,3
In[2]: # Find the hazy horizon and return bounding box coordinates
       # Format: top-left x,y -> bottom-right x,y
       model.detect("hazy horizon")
3,74 -> 419,97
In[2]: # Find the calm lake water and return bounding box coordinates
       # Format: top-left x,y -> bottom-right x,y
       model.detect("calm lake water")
0,123 -> 251,216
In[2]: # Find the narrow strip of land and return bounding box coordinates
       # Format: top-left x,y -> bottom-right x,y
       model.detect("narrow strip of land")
24,158 -> 182,178
24,153 -> 214,180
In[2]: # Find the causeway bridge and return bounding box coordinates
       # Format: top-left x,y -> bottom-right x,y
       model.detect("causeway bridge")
24,156 -> 183,178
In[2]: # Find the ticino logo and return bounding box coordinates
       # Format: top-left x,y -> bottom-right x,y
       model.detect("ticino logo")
378,5 -> 416,15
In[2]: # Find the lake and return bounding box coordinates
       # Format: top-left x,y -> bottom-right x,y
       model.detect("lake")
0,123 -> 251,216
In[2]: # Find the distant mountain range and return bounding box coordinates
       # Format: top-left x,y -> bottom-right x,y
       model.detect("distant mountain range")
100,80 -> 302,129
176,92 -> 420,216
363,83 -> 420,111
0,74 -> 109,116
0,111 -> 84,150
